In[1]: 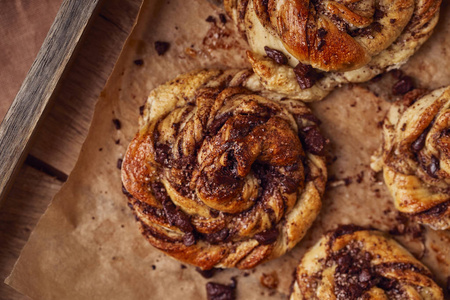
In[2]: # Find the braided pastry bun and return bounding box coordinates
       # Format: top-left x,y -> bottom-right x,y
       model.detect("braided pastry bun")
371,87 -> 450,230
121,69 -> 327,269
290,225 -> 444,299
224,0 -> 441,102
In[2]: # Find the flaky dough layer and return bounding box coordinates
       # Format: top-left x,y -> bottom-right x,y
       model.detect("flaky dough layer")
225,0 -> 441,101
371,87 -> 450,230
121,69 -> 327,269
290,226 -> 444,299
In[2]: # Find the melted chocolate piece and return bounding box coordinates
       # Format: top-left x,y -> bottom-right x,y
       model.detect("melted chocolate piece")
206,16 -> 216,23
154,41 -> 170,56
301,126 -> 327,155
204,228 -> 230,244
393,76 -> 414,95
427,155 -> 440,178
206,281 -> 236,300
162,198 -> 194,233
122,185 -> 132,198
112,118 -> 121,130
139,105 -> 145,116
374,9 -> 385,21
317,28 -> 328,38
117,158 -> 123,170
255,228 -> 279,245
411,128 -> 429,152
133,59 -> 144,66
264,46 -> 288,65
423,201 -> 448,216
196,267 -> 221,279
219,13 -> 227,24
183,232 -> 196,246
293,62 -> 323,89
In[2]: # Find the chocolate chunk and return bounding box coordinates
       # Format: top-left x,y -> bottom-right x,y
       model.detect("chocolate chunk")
205,228 -> 230,244
317,39 -> 326,51
162,198 -> 194,233
154,41 -> 170,56
372,22 -> 383,32
425,201 -> 448,216
378,277 -> 396,290
336,253 -> 351,268
183,232 -> 196,246
411,129 -> 429,152
196,267 -> 219,279
255,228 -> 279,245
393,76 -> 414,95
206,16 -> 216,23
133,59 -> 144,66
264,46 -> 288,65
219,13 -> 227,24
112,118 -> 121,130
206,281 -> 236,300
374,9 -> 385,21
151,182 -> 170,203
117,158 -> 123,169
293,62 -> 323,89
317,28 -> 328,38
390,19 -> 396,24
122,185 -> 132,198
302,126 -> 328,155
427,155 -> 440,178
139,105 -> 145,115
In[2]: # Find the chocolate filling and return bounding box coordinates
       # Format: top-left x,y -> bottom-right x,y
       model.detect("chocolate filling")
301,126 -> 327,155
254,228 -> 279,245
264,46 -> 288,65
293,62 -> 323,90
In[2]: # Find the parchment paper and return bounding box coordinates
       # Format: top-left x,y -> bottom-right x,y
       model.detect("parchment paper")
6,0 -> 450,299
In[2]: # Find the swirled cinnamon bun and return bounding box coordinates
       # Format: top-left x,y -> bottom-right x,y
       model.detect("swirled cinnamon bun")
121,69 -> 327,269
290,225 -> 444,299
371,87 -> 450,230
224,0 -> 441,102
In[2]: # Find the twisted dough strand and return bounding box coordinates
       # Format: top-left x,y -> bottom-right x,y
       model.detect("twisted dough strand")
290,226 -> 444,299
225,0 -> 442,101
371,87 -> 450,230
122,69 -> 327,269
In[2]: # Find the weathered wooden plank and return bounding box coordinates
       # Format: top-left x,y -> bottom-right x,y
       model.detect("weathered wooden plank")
28,0 -> 143,176
0,0 -> 103,204
0,165 -> 62,299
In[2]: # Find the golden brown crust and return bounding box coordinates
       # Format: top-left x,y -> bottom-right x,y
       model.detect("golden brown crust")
371,87 -> 450,230
225,0 -> 442,101
290,225 -> 444,299
121,69 -> 327,269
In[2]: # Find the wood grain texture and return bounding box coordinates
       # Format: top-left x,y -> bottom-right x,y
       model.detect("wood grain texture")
0,166 -> 62,300
0,0 -> 103,204
0,0 -> 143,298
29,0 -> 143,175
